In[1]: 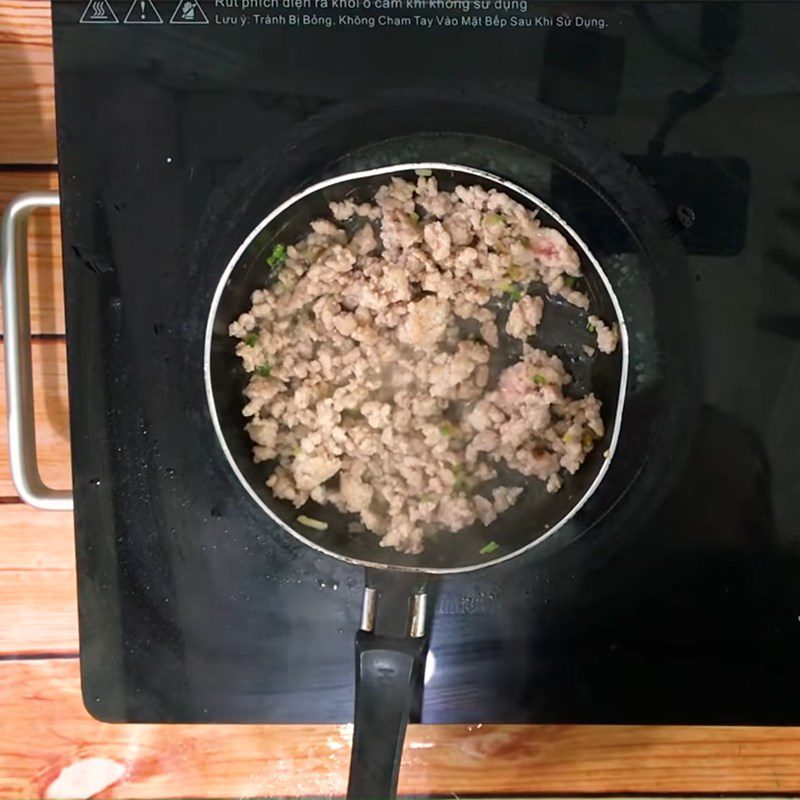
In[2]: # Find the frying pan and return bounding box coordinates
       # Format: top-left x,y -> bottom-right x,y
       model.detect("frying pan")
204,163 -> 628,798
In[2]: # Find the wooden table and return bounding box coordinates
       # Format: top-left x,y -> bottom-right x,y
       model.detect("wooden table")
1,2 -> 800,797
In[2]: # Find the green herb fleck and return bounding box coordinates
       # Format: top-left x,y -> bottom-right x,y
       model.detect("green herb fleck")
245,333 -> 259,347
485,213 -> 504,226
256,364 -> 272,378
564,275 -> 577,289
407,211 -> 420,224
501,282 -> 523,301
479,540 -> 500,555
267,243 -> 287,270
420,494 -> 436,504
439,422 -> 458,438
587,322 -> 596,333
450,464 -> 469,493
414,168 -> 433,177
532,374 -> 546,385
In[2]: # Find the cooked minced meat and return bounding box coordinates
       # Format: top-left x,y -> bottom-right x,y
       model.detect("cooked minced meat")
230,176 -> 618,554
588,314 -> 620,354
506,295 -> 544,340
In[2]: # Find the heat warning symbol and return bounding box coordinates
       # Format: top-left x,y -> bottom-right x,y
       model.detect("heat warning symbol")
80,1 -> 119,23
170,0 -> 210,24
124,0 -> 164,23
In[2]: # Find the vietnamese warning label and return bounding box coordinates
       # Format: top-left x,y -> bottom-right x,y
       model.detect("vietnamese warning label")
211,0 -> 611,29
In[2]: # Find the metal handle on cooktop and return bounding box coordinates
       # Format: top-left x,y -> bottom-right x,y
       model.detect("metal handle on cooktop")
1,192 -> 73,511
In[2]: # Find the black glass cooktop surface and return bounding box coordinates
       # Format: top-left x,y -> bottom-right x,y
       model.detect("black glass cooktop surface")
53,0 -> 800,724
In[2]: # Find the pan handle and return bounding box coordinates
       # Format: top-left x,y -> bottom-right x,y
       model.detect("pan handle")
1,192 -> 73,511
347,572 -> 428,800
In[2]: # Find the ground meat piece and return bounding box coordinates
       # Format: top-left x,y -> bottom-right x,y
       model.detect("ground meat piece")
437,494 -> 479,532
442,209 -> 477,246
589,315 -> 619,354
454,184 -> 489,211
380,265 -> 411,304
560,287 -> 591,310
529,227 -> 581,272
291,453 -> 341,493
329,200 -> 381,221
381,208 -> 422,252
229,312 -> 256,338
310,219 -> 346,241
350,224 -> 377,256
546,474 -> 562,493
361,401 -> 392,429
241,376 -> 285,417
512,445 -> 561,481
380,517 -> 424,555
321,244 -> 356,274
428,341 -> 490,398
397,295 -> 450,352
231,176 -> 619,553
473,495 -> 499,526
492,486 -> 523,513
339,465 -> 373,513
423,221 -> 452,263
480,317 -> 499,347
416,176 -> 453,217
246,418 -> 279,450
506,295 -> 544,340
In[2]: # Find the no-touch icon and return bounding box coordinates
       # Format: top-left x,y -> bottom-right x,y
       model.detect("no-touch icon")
80,1 -> 119,23
124,0 -> 164,23
170,0 -> 210,24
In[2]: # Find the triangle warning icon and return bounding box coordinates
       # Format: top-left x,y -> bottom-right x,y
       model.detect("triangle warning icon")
170,1 -> 210,24
80,1 -> 119,23
124,0 -> 164,23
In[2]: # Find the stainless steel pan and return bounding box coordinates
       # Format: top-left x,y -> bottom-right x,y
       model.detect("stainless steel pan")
204,163 -> 628,798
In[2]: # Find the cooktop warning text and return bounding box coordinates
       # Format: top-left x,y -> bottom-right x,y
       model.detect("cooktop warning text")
213,0 -> 610,29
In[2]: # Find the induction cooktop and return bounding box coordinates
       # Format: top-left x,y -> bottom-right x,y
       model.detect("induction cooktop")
53,0 -> 800,724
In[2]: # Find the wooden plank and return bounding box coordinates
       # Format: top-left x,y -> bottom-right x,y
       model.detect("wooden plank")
0,0 -> 57,165
0,504 -> 74,570
2,660 -> 800,797
0,505 -> 77,657
0,339 -> 71,498
0,170 -> 64,336
0,569 -> 77,655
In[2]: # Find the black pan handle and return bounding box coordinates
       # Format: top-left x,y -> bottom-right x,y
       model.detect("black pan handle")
347,571 -> 429,800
